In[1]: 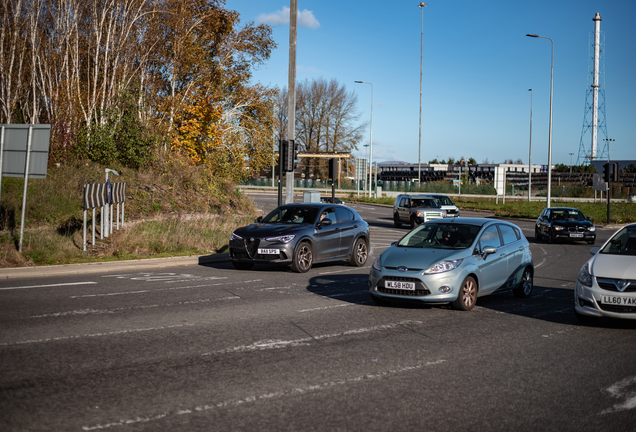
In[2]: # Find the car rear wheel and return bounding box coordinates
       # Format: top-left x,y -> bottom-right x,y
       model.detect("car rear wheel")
452,276 -> 477,311
232,261 -> 254,270
349,238 -> 368,267
291,241 -> 313,273
513,267 -> 533,298
393,214 -> 401,228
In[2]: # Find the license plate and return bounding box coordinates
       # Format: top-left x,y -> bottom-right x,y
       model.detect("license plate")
570,233 -> 583,238
257,248 -> 280,255
600,296 -> 636,306
385,280 -> 416,291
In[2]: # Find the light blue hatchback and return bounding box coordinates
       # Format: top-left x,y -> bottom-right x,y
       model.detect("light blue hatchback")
369,218 -> 534,311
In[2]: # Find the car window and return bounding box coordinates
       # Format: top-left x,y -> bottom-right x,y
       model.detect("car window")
262,207 -> 318,224
479,225 -> 501,249
335,206 -> 352,222
319,208 -> 336,223
600,227 -> 636,256
499,224 -> 518,245
397,223 -> 479,249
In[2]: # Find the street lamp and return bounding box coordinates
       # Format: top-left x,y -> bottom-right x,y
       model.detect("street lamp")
569,152 -> 574,173
528,89 -> 532,202
355,81 -> 373,198
418,2 -> 427,185
526,34 -> 554,209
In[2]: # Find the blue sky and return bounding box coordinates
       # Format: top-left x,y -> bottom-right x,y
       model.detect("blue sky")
225,0 -> 635,166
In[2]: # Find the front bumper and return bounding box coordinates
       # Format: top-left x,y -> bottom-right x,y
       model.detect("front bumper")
574,280 -> 636,320
368,266 -> 461,303
229,238 -> 295,264
553,230 -> 595,242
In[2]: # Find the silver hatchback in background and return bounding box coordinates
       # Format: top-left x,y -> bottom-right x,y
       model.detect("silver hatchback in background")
369,218 -> 534,311
575,223 -> 636,322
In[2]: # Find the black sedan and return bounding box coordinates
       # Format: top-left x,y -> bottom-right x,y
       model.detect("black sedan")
229,203 -> 370,272
535,207 -> 596,244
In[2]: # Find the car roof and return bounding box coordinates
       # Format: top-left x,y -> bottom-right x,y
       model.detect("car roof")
426,217 -> 496,227
546,207 -> 582,211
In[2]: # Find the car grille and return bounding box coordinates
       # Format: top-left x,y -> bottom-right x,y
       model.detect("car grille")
596,278 -> 636,293
564,226 -> 588,232
244,238 -> 260,258
377,277 -> 430,297
598,304 -> 636,313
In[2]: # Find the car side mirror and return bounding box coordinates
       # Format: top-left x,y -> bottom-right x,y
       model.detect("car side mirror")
319,218 -> 332,226
586,216 -> 591,221
256,216 -> 263,223
589,246 -> 600,255
481,246 -> 497,260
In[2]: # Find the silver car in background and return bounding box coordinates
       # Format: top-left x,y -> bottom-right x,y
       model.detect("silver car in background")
575,223 -> 636,322
369,218 -> 534,311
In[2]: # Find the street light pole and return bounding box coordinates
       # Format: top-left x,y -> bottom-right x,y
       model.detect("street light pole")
604,138 -> 614,223
569,152 -> 574,173
355,81 -> 373,198
528,88 -> 532,202
526,34 -> 554,209
418,2 -> 427,185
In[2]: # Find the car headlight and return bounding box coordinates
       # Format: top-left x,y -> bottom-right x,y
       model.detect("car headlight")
423,259 -> 463,275
553,226 -> 564,231
577,263 -> 593,287
372,257 -> 381,271
231,232 -> 242,241
588,226 -> 596,232
265,234 -> 295,243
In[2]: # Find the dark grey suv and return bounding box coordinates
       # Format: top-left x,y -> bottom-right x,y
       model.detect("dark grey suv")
229,203 -> 370,272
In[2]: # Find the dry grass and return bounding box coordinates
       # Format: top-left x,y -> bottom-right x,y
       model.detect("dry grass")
0,214 -> 255,267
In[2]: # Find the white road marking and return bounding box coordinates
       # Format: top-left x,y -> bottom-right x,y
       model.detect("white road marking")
70,280 -> 259,298
203,320 -> 422,356
0,282 -> 97,291
601,375 -> 636,414
534,258 -> 547,269
299,303 -> 355,312
81,359 -> 445,431
29,297 -> 240,318
0,323 -> 194,346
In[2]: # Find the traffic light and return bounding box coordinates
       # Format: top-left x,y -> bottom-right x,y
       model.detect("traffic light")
603,163 -> 610,182
292,141 -> 300,170
328,158 -> 337,180
279,140 -> 295,172
612,162 -> 620,182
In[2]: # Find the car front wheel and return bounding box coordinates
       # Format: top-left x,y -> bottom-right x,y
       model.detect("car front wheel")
349,238 -> 368,267
535,225 -> 542,241
452,276 -> 477,311
410,217 -> 420,229
393,214 -> 401,228
291,241 -> 313,273
513,267 -> 533,298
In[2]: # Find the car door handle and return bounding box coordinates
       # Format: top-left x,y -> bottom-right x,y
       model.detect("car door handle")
519,246 -> 523,251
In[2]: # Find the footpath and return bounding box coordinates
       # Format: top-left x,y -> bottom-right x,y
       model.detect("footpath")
0,253 -> 230,281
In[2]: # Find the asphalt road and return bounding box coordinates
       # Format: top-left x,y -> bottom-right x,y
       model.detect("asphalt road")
1,195 -> 635,431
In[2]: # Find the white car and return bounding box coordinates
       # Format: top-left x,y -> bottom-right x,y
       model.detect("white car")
574,223 -> 636,322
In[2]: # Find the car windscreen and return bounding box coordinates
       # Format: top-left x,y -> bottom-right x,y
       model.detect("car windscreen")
261,207 -> 319,224
411,198 -> 438,208
600,227 -> 636,256
397,223 -> 480,249
432,195 -> 454,206
551,209 -> 585,221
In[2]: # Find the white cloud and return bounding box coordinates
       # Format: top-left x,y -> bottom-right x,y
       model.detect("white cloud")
257,7 -> 320,29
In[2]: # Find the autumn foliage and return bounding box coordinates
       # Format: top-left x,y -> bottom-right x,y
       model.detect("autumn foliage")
0,0 -> 277,181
